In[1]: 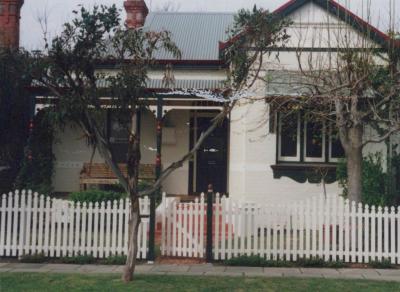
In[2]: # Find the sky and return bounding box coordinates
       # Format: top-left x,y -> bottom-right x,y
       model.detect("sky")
20,0 -> 399,50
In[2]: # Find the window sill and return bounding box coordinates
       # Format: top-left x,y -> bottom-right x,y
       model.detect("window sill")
271,163 -> 337,184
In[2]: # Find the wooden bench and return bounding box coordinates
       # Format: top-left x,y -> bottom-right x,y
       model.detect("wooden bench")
79,163 -> 156,190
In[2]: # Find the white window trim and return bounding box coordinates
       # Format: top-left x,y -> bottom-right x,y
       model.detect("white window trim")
303,120 -> 326,163
278,113 -> 301,162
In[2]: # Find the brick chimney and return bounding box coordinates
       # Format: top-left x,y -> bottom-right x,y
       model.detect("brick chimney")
124,0 -> 149,29
0,0 -> 24,49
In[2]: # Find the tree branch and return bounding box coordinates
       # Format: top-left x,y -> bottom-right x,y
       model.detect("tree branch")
84,111 -> 130,191
361,125 -> 400,147
139,103 -> 233,197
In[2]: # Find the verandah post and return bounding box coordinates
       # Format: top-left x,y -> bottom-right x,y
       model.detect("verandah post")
206,184 -> 214,262
149,94 -> 163,262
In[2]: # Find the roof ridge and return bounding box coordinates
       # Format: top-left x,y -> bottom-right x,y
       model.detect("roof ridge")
148,11 -> 234,15
219,0 -> 391,51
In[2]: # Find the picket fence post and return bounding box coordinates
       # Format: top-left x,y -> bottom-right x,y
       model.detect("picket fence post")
194,197 -> 199,257
363,204 -> 370,263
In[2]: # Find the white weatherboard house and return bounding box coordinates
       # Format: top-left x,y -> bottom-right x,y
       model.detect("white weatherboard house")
39,0 -> 399,204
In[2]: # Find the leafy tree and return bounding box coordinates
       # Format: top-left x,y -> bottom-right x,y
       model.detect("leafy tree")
14,109 -> 55,195
31,5 -> 183,281
30,4 -> 292,281
224,6 -> 292,89
0,49 -> 32,193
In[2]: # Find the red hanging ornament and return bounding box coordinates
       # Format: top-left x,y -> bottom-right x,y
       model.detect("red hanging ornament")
156,155 -> 161,165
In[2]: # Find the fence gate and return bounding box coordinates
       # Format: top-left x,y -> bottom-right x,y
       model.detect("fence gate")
160,193 -> 206,258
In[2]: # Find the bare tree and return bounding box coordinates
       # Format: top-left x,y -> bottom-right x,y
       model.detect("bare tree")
35,4 -> 51,50
281,3 -> 398,203
222,3 -> 399,203
291,5 -> 400,203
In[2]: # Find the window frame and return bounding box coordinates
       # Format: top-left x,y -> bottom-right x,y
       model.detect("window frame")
303,119 -> 326,163
328,125 -> 345,163
276,113 -> 344,164
278,112 -> 301,162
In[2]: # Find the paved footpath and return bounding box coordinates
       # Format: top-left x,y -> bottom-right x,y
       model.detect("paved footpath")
0,262 -> 399,282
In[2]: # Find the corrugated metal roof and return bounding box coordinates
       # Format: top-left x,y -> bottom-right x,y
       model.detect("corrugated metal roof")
143,12 -> 234,61
97,78 -> 225,90
148,79 -> 225,89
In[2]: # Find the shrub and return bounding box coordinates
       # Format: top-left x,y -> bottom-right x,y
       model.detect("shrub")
19,253 -> 47,263
370,259 -> 395,269
104,180 -> 152,193
337,152 -> 395,206
224,255 -> 345,268
325,260 -> 346,269
297,257 -> 345,268
102,255 -> 127,265
224,255 -> 265,267
224,255 -> 293,267
69,190 -> 127,204
60,255 -> 96,265
297,257 -> 325,267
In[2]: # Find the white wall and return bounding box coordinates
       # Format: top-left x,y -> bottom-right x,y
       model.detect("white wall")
254,1 -> 385,72
229,100 -> 340,205
140,109 -> 190,195
52,124 -> 104,193
53,109 -> 190,194
286,2 -> 379,49
52,2 -> 394,201
227,1 -> 392,204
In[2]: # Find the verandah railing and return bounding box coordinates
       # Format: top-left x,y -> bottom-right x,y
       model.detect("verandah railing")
0,190 -> 149,259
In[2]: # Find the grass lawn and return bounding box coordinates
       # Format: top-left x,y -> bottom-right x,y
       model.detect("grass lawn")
0,273 -> 399,292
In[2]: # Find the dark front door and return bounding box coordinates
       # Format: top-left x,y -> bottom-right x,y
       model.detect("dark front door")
195,117 -> 228,194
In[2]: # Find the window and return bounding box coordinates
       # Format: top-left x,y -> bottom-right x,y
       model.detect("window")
329,127 -> 345,162
109,116 -> 129,144
108,110 -> 130,163
304,119 -> 325,162
277,113 -> 344,163
278,112 -> 300,161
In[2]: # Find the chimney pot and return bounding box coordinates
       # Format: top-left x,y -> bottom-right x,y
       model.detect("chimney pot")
124,0 -> 149,29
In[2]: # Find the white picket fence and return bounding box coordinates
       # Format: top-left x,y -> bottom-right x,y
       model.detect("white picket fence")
161,193 -> 400,264
0,190 -> 149,259
161,193 -> 206,257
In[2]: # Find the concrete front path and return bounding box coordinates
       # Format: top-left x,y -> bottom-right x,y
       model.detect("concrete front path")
0,263 -> 399,282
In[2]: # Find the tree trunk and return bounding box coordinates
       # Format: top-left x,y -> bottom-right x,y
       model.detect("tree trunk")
122,110 -> 141,282
122,197 -> 141,282
346,126 -> 363,203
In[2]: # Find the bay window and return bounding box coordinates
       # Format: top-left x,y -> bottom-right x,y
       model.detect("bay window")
277,113 -> 344,164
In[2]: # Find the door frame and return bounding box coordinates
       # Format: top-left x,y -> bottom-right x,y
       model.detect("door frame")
188,110 -> 229,195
